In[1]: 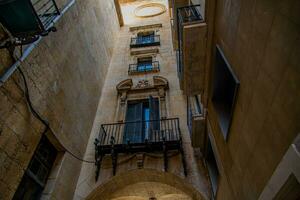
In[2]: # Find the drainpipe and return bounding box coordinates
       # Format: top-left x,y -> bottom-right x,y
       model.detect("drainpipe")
0,0 -> 76,87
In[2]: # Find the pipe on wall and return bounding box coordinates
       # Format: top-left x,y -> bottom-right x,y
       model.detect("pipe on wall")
0,0 -> 76,87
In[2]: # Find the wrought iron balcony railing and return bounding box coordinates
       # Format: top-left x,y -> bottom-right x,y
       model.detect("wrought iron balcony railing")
130,35 -> 160,48
94,118 -> 187,180
32,0 -> 60,30
177,5 -> 203,24
128,61 -> 160,75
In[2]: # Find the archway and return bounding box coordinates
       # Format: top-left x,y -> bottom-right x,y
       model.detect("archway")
86,169 -> 205,200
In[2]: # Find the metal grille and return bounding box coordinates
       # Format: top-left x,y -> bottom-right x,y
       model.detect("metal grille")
177,5 -> 203,24
31,0 -> 60,30
177,5 -> 203,80
130,35 -> 160,48
98,118 -> 181,146
128,61 -> 160,74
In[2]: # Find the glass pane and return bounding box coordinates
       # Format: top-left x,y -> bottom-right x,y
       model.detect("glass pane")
12,174 -> 43,200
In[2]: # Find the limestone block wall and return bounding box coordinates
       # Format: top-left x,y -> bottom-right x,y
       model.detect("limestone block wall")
0,0 -> 119,199
205,0 -> 300,199
75,1 -> 210,199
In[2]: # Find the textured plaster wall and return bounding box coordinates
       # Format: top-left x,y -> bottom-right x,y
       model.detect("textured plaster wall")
74,0 -> 210,199
206,0 -> 300,199
0,0 -> 119,199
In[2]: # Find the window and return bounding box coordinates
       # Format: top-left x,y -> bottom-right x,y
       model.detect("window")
137,31 -> 155,44
123,97 -> 160,143
137,57 -> 153,72
13,136 -> 57,200
130,30 -> 160,48
206,138 -> 220,196
212,45 -> 239,140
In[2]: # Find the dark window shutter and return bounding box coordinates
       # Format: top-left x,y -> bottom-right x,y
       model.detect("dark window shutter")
149,96 -> 159,120
149,96 -> 160,140
124,103 -> 143,143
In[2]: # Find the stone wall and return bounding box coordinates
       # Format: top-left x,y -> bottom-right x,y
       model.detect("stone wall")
206,0 -> 300,199
0,0 -> 119,199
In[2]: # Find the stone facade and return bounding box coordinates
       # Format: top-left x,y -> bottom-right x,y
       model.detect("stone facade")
0,0 -> 119,199
74,0 -> 210,199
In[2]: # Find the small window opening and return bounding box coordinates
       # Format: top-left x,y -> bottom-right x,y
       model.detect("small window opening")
137,56 -> 153,72
206,138 -> 220,197
137,31 -> 155,44
13,135 -> 57,200
212,45 -> 239,140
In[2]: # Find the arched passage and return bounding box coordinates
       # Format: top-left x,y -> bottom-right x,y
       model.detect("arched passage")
86,169 -> 206,200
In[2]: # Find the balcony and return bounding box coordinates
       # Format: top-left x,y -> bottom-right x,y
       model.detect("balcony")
94,118 -> 187,180
169,0 -> 189,49
0,0 -> 60,47
130,35 -> 160,48
177,5 -> 207,95
128,61 -> 160,75
187,95 -> 206,149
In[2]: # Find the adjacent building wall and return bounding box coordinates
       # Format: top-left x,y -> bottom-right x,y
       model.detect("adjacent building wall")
206,0 -> 300,199
0,0 -> 119,199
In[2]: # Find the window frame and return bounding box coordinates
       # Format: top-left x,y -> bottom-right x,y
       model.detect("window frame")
13,135 -> 58,200
211,45 -> 240,140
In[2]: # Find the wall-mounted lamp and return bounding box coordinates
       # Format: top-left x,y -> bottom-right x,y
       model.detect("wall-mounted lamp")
0,0 -> 60,48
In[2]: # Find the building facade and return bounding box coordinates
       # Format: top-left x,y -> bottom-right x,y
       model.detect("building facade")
0,0 -> 299,200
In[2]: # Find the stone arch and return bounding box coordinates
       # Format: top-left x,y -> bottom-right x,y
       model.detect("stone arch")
86,169 -> 205,200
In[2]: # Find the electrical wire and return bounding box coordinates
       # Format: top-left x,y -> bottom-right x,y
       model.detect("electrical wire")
17,67 -> 95,164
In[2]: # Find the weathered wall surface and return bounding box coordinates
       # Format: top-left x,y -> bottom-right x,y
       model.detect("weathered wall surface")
0,0 -> 119,199
74,0 -> 210,199
206,0 -> 300,199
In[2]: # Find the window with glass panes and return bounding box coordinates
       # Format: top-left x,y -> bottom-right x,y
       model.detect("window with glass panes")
13,136 -> 57,200
137,31 -> 155,44
137,57 -> 153,72
123,97 -> 160,143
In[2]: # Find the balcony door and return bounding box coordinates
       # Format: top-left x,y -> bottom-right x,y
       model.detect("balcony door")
137,31 -> 155,44
137,57 -> 153,72
123,97 -> 160,143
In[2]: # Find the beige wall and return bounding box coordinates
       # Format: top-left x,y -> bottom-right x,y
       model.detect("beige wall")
205,0 -> 300,199
0,0 -> 119,199
74,1 -> 210,199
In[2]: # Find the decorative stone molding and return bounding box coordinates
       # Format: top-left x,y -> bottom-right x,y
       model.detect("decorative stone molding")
134,3 -> 167,18
129,23 -> 162,32
153,75 -> 169,89
134,79 -> 151,89
115,76 -> 169,121
130,48 -> 159,55
116,79 -> 133,93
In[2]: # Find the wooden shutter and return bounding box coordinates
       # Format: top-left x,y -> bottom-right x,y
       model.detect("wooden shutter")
149,96 -> 160,140
124,102 -> 143,143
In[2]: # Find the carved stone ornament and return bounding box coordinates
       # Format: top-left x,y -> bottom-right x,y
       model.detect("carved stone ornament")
134,79 -> 151,89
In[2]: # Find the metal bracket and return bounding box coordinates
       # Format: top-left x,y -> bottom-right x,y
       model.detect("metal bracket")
163,137 -> 168,172
110,136 -> 118,176
0,27 -> 57,49
94,138 -> 103,181
179,138 -> 187,176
